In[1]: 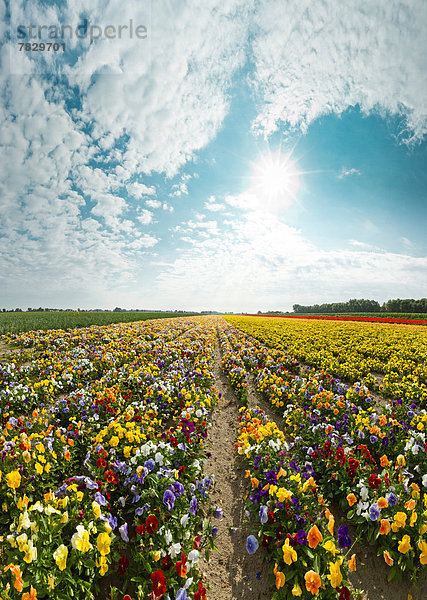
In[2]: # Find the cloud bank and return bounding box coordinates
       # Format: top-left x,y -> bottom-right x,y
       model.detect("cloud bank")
1,0 -> 426,308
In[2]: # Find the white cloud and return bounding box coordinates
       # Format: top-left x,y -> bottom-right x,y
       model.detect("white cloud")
91,194 -> 126,220
224,190 -> 292,214
0,0 -> 252,307
155,212 -> 427,311
127,234 -> 159,250
136,209 -> 154,225
169,182 -> 188,197
2,0 -> 426,310
251,0 -> 427,143
348,240 -> 383,252
338,167 -> 361,179
127,182 -> 156,199
187,219 -> 220,236
225,192 -> 258,211
145,199 -> 162,209
64,0 -> 251,175
0,42 -> 159,307
401,236 -> 414,250
205,195 -> 226,212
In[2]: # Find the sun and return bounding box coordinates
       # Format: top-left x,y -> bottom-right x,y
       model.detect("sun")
251,150 -> 301,208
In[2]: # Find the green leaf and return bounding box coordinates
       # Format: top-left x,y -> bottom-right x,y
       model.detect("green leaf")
313,554 -> 320,573
305,548 -> 314,560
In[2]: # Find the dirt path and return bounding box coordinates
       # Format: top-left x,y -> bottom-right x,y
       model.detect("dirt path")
0,341 -> 27,358
201,344 -> 272,600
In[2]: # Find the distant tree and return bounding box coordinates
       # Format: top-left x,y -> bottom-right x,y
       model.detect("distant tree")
294,299 -> 380,314
383,298 -> 427,313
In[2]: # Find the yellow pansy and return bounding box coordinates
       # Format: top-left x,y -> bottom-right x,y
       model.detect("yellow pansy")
282,538 -> 297,565
327,560 -> 342,588
97,532 -> 111,556
323,540 -> 339,556
276,487 -> 292,502
71,525 -> 92,553
92,501 -> 101,519
53,544 -> 68,571
398,534 -> 412,554
6,470 -> 21,489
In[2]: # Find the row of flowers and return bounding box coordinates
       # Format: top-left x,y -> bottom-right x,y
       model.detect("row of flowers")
0,317 -> 223,600
225,316 -> 427,403
0,318 -> 197,413
217,326 -> 248,405
236,406 -> 355,599
217,320 -> 427,590
241,315 -> 427,325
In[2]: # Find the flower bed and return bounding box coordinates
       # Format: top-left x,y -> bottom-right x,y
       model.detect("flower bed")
239,315 -> 427,325
219,319 -> 427,587
225,316 -> 427,404
236,407 -> 354,599
0,317 -> 221,600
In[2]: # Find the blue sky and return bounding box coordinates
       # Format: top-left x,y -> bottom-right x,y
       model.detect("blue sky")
1,0 -> 426,311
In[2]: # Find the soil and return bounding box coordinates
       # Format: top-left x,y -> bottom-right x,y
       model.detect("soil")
203,339 -> 427,600
0,341 -> 32,367
200,344 -> 272,600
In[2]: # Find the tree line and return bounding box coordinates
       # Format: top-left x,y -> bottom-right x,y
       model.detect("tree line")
292,298 -> 427,314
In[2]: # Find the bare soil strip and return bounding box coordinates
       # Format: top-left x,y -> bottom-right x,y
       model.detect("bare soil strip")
201,344 -> 272,600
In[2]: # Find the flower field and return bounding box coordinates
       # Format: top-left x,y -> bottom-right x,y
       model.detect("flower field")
225,316 -> 427,404
218,317 -> 427,597
0,317 -> 221,600
1,314 -> 426,600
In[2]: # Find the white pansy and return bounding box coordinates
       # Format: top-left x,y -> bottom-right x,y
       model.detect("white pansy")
356,501 -> 369,516
360,486 -> 369,501
188,550 -> 200,567
44,505 -> 60,515
164,529 -> 172,545
169,542 -> 181,559
20,512 -> 32,530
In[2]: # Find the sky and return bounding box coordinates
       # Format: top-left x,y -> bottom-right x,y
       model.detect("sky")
1,0 -> 426,312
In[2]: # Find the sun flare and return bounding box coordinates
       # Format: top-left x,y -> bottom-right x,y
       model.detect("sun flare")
251,150 -> 301,207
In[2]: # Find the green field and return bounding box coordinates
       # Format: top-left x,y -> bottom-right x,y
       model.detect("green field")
0,311 -> 199,334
